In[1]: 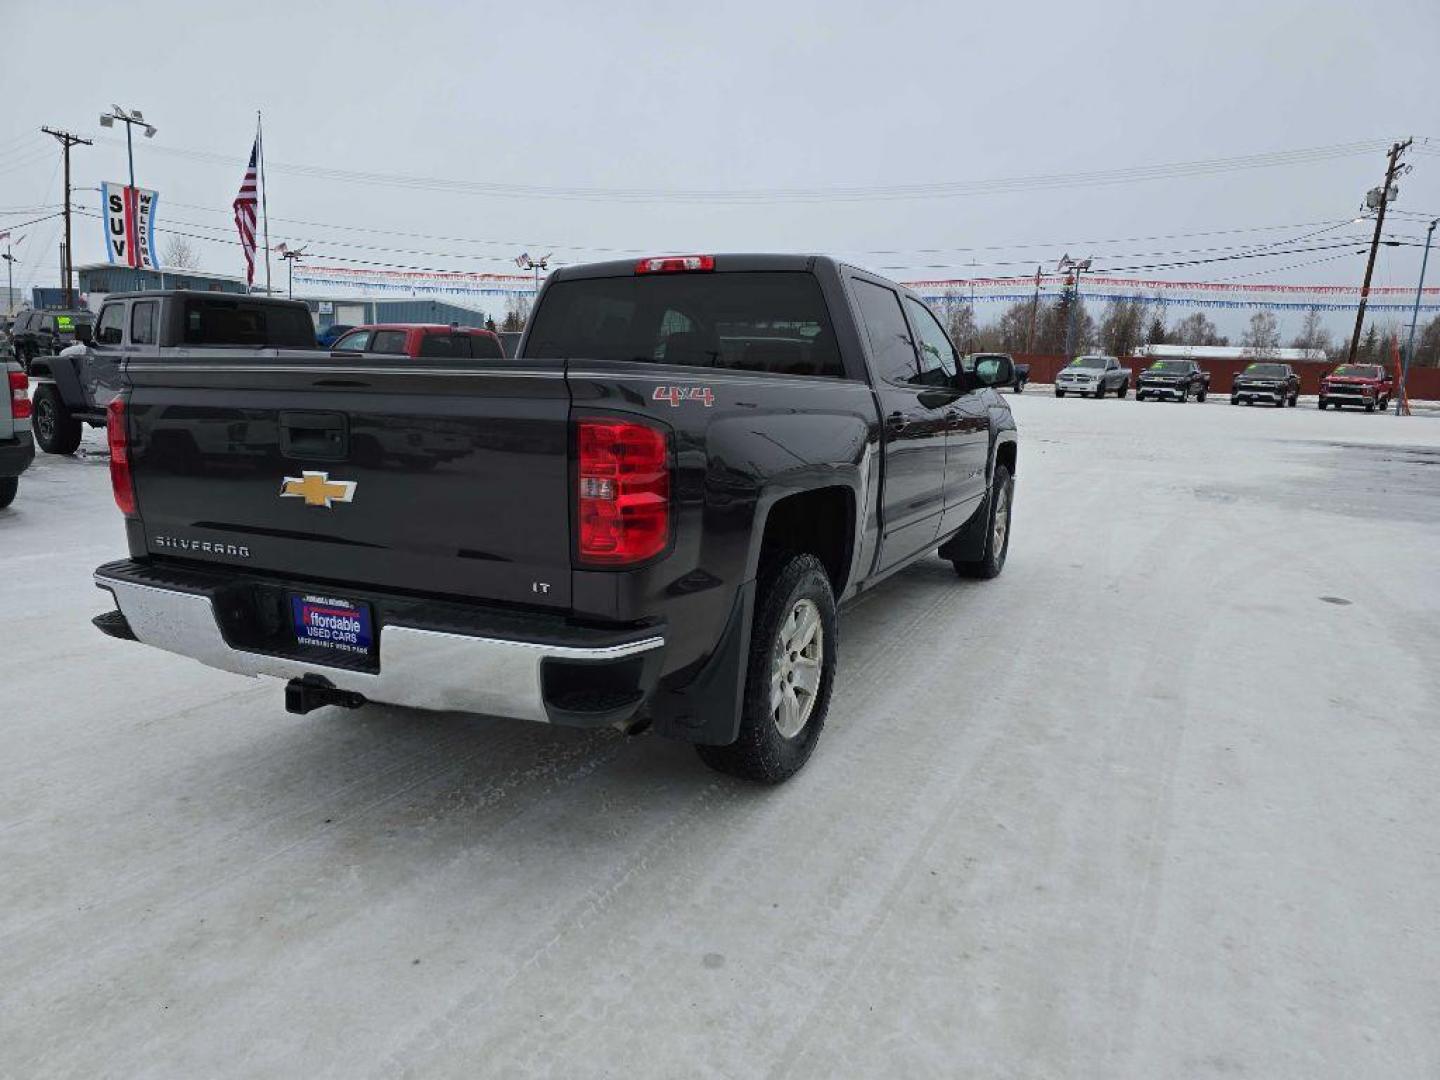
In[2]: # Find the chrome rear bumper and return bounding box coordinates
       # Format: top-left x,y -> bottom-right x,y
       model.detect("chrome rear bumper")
95,571 -> 664,725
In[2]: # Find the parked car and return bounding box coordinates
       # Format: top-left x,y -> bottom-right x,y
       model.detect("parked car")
1136,359 -> 1210,402
1318,363 -> 1392,411
27,291 -> 315,455
315,323 -> 356,348
1231,362 -> 1299,407
330,323 -> 505,360
9,308 -> 95,371
1055,355 -> 1131,398
92,253 -> 1019,784
0,351 -> 34,508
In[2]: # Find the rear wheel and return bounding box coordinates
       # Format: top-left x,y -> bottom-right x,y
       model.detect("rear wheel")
0,476 -> 16,509
33,385 -> 83,455
696,554 -> 837,784
953,464 -> 1013,581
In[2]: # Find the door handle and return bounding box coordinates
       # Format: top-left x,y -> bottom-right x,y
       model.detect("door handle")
886,411 -> 909,433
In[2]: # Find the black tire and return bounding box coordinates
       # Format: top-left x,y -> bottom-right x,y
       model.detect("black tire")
1178,386 -> 1190,404
1094,382 -> 1105,399
0,476 -> 16,509
1117,381 -> 1129,398
1197,388 -> 1208,402
1365,400 -> 1375,412
1055,389 -> 1065,398
696,553 -> 838,784
1230,397 -> 1239,406
33,384 -> 83,455
953,464 -> 1014,581
1245,399 -> 1254,407
1318,399 -> 1327,410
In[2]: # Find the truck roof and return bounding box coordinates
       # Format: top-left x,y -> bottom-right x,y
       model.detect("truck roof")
550,253 -> 836,282
99,289 -> 309,305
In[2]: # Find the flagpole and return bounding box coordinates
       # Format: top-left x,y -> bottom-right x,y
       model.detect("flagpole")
258,111 -> 272,295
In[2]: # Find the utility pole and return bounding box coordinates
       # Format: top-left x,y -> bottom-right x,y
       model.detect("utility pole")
1396,215 -> 1437,416
41,128 -> 92,308
1056,254 -> 1092,358
1026,265 -> 1042,353
1,233 -> 20,317
1347,138 -> 1412,365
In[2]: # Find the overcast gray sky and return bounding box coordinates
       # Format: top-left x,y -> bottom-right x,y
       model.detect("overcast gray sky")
5,0 -> 1438,335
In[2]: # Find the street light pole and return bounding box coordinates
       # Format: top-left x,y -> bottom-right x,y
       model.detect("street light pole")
1396,216 -> 1438,416
99,106 -> 157,194
278,245 -> 306,299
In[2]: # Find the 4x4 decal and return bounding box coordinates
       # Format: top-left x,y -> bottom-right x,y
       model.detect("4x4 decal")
653,386 -> 715,408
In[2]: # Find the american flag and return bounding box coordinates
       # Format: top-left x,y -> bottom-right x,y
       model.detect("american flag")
233,140 -> 259,285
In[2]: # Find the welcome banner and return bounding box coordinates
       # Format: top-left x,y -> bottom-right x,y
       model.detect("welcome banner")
101,182 -> 160,270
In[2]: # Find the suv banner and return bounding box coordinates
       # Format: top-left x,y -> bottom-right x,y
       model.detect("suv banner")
101,182 -> 160,270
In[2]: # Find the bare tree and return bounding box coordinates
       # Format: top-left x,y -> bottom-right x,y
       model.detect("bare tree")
1240,311 -> 1281,360
947,303 -> 977,354
501,293 -> 530,333
1289,306 -> 1332,355
1414,314 -> 1440,367
1098,298 -> 1148,358
1170,311 -> 1226,347
162,234 -> 198,269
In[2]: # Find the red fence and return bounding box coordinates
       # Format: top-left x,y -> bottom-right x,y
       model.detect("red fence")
1013,354 -> 1440,400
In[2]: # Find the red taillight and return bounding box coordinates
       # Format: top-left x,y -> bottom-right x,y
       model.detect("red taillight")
8,370 -> 29,420
107,396 -> 136,517
576,418 -> 669,565
634,255 -> 715,274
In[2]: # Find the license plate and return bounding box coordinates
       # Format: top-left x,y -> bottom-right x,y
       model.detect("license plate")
291,593 -> 374,658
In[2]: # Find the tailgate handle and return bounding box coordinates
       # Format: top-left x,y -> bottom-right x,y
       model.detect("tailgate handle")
280,411 -> 348,461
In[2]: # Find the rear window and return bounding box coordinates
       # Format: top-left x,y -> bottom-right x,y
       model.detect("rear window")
526,272 -> 845,378
182,300 -> 315,347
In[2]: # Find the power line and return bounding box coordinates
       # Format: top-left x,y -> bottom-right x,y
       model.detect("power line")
99,136 -> 1395,204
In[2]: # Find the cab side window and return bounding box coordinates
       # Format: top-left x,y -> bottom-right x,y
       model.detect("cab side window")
369,330 -> 409,355
94,304 -> 125,346
332,330 -> 371,351
130,301 -> 158,345
903,298 -> 958,387
851,279 -> 919,384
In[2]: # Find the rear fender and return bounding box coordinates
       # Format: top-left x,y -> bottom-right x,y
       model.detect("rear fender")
34,355 -> 86,409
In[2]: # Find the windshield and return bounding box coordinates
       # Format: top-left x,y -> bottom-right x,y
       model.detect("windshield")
1332,365 -> 1380,378
1243,363 -> 1287,377
54,312 -> 94,333
1146,361 -> 1189,373
1069,356 -> 1107,369
526,271 -> 844,377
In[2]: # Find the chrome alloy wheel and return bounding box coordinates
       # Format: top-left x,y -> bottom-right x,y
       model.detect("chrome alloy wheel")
771,598 -> 823,738
993,479 -> 1011,555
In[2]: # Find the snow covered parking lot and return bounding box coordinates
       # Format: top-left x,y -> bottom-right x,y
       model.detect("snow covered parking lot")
2,396 -> 1438,1078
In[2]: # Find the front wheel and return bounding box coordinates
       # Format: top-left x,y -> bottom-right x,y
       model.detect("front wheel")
1178,386 -> 1190,404
32,385 -> 83,455
1094,383 -> 1106,399
1117,381 -> 1129,398
696,554 -> 837,784
1055,389 -> 1065,398
1365,401 -> 1376,412
0,476 -> 16,509
953,464 -> 1014,581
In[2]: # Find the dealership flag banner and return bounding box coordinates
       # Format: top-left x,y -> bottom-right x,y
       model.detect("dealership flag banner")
101,182 -> 160,269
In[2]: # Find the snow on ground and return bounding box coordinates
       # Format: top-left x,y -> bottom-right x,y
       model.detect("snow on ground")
1,397 -> 1438,1078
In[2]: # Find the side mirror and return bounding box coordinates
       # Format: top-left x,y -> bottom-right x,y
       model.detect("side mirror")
973,356 -> 1014,388
74,323 -> 93,345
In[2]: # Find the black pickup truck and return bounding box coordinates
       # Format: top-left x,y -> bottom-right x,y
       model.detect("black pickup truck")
29,290 -> 315,454
92,255 -> 1019,783
1135,359 -> 1210,402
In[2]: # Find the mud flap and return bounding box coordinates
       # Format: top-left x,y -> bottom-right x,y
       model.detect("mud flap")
937,490 -> 990,564
649,578 -> 755,746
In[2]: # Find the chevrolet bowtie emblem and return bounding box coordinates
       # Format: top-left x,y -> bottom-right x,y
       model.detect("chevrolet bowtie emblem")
280,471 -> 357,508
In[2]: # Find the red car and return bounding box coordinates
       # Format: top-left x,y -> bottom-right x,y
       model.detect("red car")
330,323 -> 505,360
1318,363 -> 1393,412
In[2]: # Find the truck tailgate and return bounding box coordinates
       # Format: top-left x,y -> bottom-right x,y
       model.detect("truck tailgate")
124,356 -> 574,610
